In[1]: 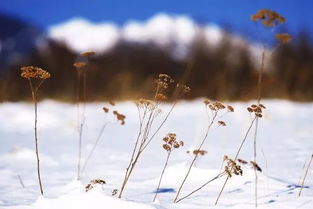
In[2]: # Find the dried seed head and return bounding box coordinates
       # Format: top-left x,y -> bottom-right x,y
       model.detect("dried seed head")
109,101 -> 115,106
162,133 -> 183,152
73,62 -> 87,68
204,99 -> 210,105
113,110 -> 126,125
103,107 -> 109,113
227,105 -> 234,112
20,66 -> 51,79
237,159 -> 248,164
155,93 -> 167,101
255,113 -> 263,118
251,9 -> 286,27
80,51 -> 96,57
218,121 -> 226,126
250,161 -> 262,172
275,33 -> 292,44
247,107 -> 253,112
193,149 -> 208,156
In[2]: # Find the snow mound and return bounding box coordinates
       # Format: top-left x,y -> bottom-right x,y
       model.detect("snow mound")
31,181 -> 158,209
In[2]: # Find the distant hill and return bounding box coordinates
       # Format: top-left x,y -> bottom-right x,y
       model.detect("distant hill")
0,13 -> 43,69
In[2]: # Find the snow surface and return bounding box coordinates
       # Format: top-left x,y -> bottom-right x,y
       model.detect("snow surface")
0,100 -> 312,209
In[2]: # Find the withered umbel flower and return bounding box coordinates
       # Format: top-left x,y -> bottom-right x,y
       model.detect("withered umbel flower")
251,9 -> 286,27
80,51 -> 96,57
20,65 -> 51,196
154,133 -> 183,201
275,33 -> 292,44
21,66 -> 51,79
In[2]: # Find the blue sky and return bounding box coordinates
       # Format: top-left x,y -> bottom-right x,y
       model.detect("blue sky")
0,0 -> 312,40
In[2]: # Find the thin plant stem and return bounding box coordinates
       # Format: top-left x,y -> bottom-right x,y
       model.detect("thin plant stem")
176,172 -> 224,203
76,67 -> 87,180
174,111 -> 218,203
252,46 -> 265,208
29,80 -> 44,195
298,155 -> 313,197
81,122 -> 110,173
215,116 -> 257,205
153,151 -> 171,202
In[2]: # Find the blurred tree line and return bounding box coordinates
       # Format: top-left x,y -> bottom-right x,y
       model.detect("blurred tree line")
0,31 -> 313,102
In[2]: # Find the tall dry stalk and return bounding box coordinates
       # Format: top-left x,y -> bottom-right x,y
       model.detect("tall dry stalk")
118,74 -> 190,198
173,100 -> 234,203
153,133 -> 183,202
81,105 -> 125,173
298,154 -> 313,197
20,66 -> 51,195
73,51 -> 95,180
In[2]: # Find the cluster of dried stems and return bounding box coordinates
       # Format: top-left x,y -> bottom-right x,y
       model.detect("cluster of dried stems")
20,66 -> 51,195
118,74 -> 190,198
174,100 -> 234,202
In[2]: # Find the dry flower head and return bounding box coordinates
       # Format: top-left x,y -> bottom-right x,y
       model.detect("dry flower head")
80,51 -> 96,57
223,155 -> 243,178
275,33 -> 292,44
85,179 -> 106,192
162,133 -> 183,152
251,9 -> 286,27
247,104 -> 266,118
73,62 -> 87,69
20,66 -> 51,79
113,110 -> 126,125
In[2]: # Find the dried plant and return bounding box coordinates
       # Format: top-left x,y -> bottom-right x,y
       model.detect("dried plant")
215,104 -> 265,205
176,155 -> 243,203
118,74 -> 190,198
173,100 -> 234,203
249,9 -> 291,207
153,133 -> 183,202
81,103 -> 126,173
85,179 -> 106,192
20,66 -> 51,195
73,51 -> 95,180
298,154 -> 313,197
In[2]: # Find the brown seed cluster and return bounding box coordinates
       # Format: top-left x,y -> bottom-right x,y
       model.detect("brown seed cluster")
135,98 -> 157,111
251,9 -> 286,27
204,100 -> 234,112
275,33 -> 292,44
20,66 -> 51,79
187,149 -> 208,156
247,103 -> 266,118
237,159 -> 248,165
156,74 -> 174,90
176,83 -> 191,95
113,110 -> 126,125
73,62 -> 88,69
224,155 -> 243,178
250,161 -> 262,172
80,51 -> 96,57
85,179 -> 106,192
162,133 -> 184,152
102,102 -> 126,125
155,93 -> 167,101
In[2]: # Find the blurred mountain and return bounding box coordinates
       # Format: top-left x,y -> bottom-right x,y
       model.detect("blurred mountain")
0,13 -> 43,69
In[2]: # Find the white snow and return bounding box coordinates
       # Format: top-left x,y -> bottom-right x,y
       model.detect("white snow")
0,100 -> 312,209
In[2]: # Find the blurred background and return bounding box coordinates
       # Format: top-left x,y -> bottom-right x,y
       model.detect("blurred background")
0,0 -> 313,102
